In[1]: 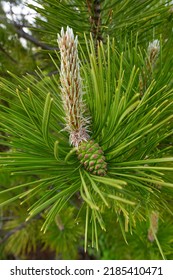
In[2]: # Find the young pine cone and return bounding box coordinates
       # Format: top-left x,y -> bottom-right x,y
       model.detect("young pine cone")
77,140 -> 107,176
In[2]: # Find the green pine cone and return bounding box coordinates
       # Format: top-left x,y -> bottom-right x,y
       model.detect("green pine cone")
77,140 -> 107,176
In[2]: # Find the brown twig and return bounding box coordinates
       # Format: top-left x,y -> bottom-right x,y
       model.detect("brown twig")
13,22 -> 58,51
86,0 -> 103,50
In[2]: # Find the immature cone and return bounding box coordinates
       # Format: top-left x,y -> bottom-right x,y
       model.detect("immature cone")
77,140 -> 107,176
57,26 -> 89,147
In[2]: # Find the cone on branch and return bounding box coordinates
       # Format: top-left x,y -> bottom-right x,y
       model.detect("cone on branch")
78,140 -> 107,176
57,26 -> 107,176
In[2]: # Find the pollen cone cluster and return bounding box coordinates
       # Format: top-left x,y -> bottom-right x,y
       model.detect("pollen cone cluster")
58,26 -> 107,176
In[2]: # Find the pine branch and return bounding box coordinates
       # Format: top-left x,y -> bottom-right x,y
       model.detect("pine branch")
13,22 -> 58,51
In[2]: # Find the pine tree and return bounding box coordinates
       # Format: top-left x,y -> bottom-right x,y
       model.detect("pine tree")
0,0 -> 173,260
